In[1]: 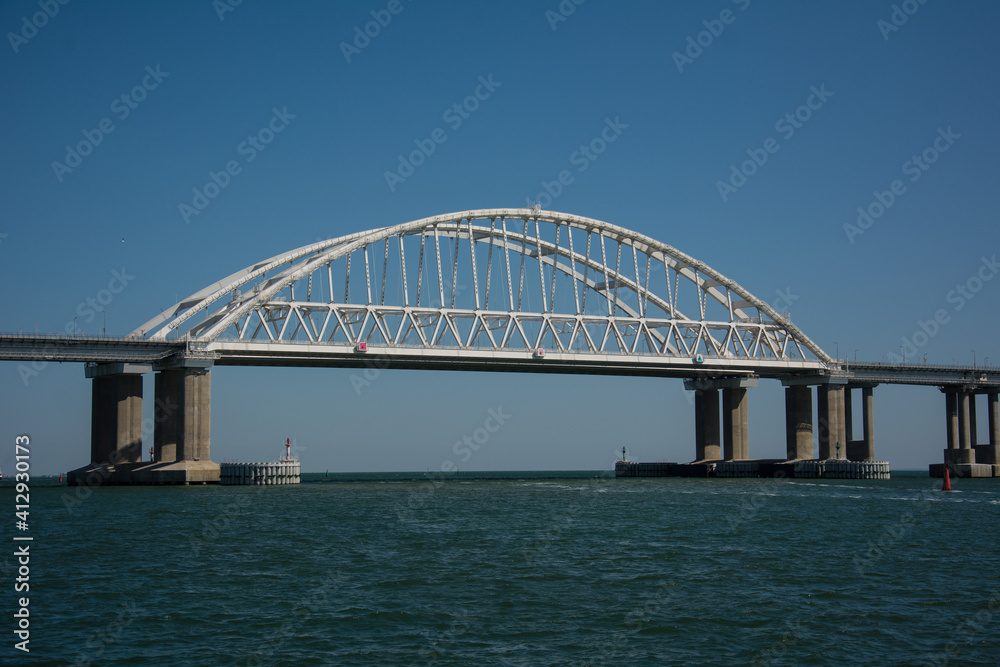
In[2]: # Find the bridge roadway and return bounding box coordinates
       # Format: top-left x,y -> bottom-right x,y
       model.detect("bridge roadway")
4,333 -> 1000,384
844,362 -> 1000,387
3,332 -> 828,377
0,333 -> 181,364
5,333 -> 998,380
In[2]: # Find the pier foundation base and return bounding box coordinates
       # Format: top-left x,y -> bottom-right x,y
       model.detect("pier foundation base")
67,460 -> 221,486
944,448 -> 976,465
615,459 -> 891,479
929,462 -> 997,479
974,444 -> 999,466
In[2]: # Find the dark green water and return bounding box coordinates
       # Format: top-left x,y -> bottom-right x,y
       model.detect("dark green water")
2,472 -> 999,665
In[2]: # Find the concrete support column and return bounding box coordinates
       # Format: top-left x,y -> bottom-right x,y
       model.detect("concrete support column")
154,367 -> 211,462
185,368 -> 211,462
91,376 -> 112,464
979,392 -> 1000,466
844,387 -> 854,442
784,387 -> 794,459
154,370 -> 178,462
955,391 -> 975,464
90,374 -> 142,465
990,392 -> 999,447
970,395 -> 978,447
861,386 -> 875,462
959,391 -> 971,450
946,391 -> 958,451
818,385 -> 846,460
722,387 -> 749,460
785,385 -> 813,460
694,389 -> 721,461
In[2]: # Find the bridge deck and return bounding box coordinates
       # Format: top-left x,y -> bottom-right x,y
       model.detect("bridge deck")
2,334 -> 998,387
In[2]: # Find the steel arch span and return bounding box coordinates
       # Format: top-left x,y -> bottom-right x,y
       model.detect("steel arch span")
132,209 -> 833,375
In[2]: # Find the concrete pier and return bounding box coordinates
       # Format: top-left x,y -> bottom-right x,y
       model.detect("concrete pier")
971,394 -> 979,449
685,376 -> 756,462
784,385 -> 813,460
144,365 -> 219,484
956,391 -> 975,464
985,392 -> 1000,466
844,387 -> 853,442
845,385 -> 876,462
694,389 -> 721,461
861,386 -> 875,461
723,386 -> 749,461
89,372 -> 143,465
666,374 -> 888,480
70,363 -> 148,486
68,361 -> 219,486
817,384 -> 847,460
990,392 -> 999,446
932,389 -> 1000,477
971,391 -> 999,468
946,390 -> 959,453
154,367 -> 212,464
781,376 -> 876,463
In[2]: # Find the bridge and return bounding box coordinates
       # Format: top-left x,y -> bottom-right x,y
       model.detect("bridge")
2,208 -> 998,482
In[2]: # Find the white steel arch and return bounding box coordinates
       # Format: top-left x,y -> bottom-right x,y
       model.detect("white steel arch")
131,209 -> 832,365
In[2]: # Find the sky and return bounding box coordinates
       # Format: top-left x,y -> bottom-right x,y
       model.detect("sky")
2,0 -> 999,475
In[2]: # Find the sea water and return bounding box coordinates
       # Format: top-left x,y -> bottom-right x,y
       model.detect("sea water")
2,471 -> 998,665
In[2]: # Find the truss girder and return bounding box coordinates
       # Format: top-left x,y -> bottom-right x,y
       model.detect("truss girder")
130,209 -> 832,364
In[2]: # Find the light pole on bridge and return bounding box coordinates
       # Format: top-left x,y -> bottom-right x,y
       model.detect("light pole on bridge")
971,349 -> 976,368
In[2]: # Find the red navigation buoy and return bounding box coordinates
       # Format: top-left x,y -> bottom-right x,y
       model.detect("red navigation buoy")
942,464 -> 952,491
58,473 -> 62,483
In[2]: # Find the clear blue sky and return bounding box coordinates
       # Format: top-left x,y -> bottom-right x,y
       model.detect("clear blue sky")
2,0 -> 999,475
